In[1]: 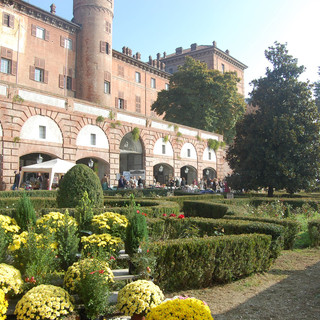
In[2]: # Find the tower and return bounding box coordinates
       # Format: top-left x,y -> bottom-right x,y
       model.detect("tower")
73,0 -> 114,106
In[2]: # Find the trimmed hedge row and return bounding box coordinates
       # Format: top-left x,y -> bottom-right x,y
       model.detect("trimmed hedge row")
0,197 -> 57,210
224,216 -> 300,250
0,190 -> 57,198
308,219 -> 320,247
147,217 -> 283,254
151,234 -> 275,292
182,201 -> 228,219
103,189 -> 169,197
166,194 -> 223,209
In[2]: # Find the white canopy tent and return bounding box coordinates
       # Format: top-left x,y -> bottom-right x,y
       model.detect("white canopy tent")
19,158 -> 76,190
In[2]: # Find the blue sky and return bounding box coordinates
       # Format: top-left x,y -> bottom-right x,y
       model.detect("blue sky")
27,0 -> 319,97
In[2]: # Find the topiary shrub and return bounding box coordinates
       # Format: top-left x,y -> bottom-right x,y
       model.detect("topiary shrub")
57,164 -> 103,208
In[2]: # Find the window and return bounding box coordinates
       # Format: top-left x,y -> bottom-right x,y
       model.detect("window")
208,152 -> 211,160
31,24 -> 49,41
165,83 -> 169,90
187,149 -> 191,157
35,68 -> 44,82
100,41 -> 109,54
118,65 -> 124,77
90,133 -> 96,146
30,57 -> 48,83
118,98 -> 124,109
106,21 -> 111,34
39,126 -> 46,139
0,58 -> 11,74
135,72 -> 141,83
3,13 -> 14,28
169,68 -> 173,74
36,27 -> 45,39
1,47 -> 16,75
151,78 -> 156,89
162,145 -> 166,154
104,81 -> 110,94
221,64 -> 225,73
135,96 -> 141,113
66,76 -> 72,90
65,39 -> 73,50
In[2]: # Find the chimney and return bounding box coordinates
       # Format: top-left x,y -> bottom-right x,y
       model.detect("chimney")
136,52 -> 141,60
157,53 -> 161,60
50,3 -> 56,15
191,43 -> 197,51
175,47 -> 183,55
225,49 -> 230,55
149,56 -> 152,65
212,41 -> 217,47
128,48 -> 132,56
122,46 -> 126,54
163,52 -> 166,58
125,47 -> 129,55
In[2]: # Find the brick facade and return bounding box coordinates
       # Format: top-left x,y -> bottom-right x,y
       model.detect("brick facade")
0,0 -> 243,189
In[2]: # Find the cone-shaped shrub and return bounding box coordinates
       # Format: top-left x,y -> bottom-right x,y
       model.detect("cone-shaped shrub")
57,164 -> 103,208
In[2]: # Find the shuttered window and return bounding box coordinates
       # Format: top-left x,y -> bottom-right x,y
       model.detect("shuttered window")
2,13 -> 14,28
135,96 -> 141,113
117,65 -> 124,77
30,57 -> 48,83
31,24 -> 50,41
0,47 -> 16,75
100,41 -> 110,54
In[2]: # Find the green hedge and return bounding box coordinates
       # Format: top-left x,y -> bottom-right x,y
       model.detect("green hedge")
147,217 -> 283,254
0,197 -> 57,210
167,194 -> 224,209
103,189 -> 169,197
308,219 -> 320,247
182,201 -> 228,219
224,216 -> 300,250
0,190 -> 57,198
151,234 -> 275,292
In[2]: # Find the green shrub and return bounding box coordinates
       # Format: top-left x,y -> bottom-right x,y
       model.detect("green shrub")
13,193 -> 37,231
0,197 -> 57,210
151,234 -> 274,292
0,227 -> 8,263
0,190 -> 57,198
125,197 -> 149,256
224,216 -> 300,250
183,201 -> 228,219
308,219 -> 320,247
75,191 -> 94,230
57,164 -> 103,208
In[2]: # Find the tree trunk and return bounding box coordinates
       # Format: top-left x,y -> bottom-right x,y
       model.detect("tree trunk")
267,186 -> 274,197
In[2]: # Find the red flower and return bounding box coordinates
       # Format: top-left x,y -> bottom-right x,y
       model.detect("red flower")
147,249 -> 149,253
137,210 -> 140,214
142,213 -> 147,217
89,271 -> 96,275
98,270 -> 105,274
178,214 -> 185,219
110,256 -> 116,260
169,213 -> 176,217
163,213 -> 167,217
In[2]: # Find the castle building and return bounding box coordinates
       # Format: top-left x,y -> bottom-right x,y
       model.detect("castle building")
0,0 -> 246,189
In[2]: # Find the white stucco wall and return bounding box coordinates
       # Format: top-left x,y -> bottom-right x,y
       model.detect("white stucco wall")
117,113 -> 146,126
20,115 -> 63,143
180,142 -> 197,160
18,90 -> 65,109
0,122 -> 2,136
76,125 -> 109,149
74,102 -> 110,118
153,138 -> 174,157
151,121 -> 174,132
179,127 -> 198,137
201,133 -> 219,141
202,147 -> 217,162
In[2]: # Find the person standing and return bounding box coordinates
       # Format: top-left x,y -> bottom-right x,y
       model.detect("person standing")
118,175 -> 126,189
12,170 -> 20,190
137,176 -> 143,188
101,174 -> 109,190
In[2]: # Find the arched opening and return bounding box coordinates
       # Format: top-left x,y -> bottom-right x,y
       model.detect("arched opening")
180,165 -> 197,185
76,157 -> 110,181
19,153 -> 54,189
153,163 -> 174,186
203,167 -> 217,180
119,133 -> 144,174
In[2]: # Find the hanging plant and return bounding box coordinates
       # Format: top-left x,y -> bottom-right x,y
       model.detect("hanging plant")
109,111 -> 116,120
207,138 -> 220,151
12,95 -> 24,103
96,115 -> 105,123
196,134 -> 202,142
174,124 -> 179,132
176,132 -> 182,137
132,127 -> 140,141
163,135 -> 169,143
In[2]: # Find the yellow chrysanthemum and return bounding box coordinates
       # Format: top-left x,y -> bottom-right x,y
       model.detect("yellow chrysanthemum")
0,264 -> 23,295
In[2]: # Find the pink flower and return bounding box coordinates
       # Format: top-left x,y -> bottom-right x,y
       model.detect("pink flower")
163,213 -> 167,217
110,256 -> 116,260
137,210 -> 140,214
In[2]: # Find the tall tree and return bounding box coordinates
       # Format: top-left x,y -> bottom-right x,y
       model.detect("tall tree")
314,67 -> 320,112
227,42 -> 320,197
151,57 -> 246,143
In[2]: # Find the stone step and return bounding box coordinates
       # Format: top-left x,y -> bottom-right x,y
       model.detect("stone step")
113,268 -> 136,281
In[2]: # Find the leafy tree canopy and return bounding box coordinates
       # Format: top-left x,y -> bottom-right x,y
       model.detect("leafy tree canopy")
314,67 -> 320,112
227,42 -> 320,197
151,57 -> 246,143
